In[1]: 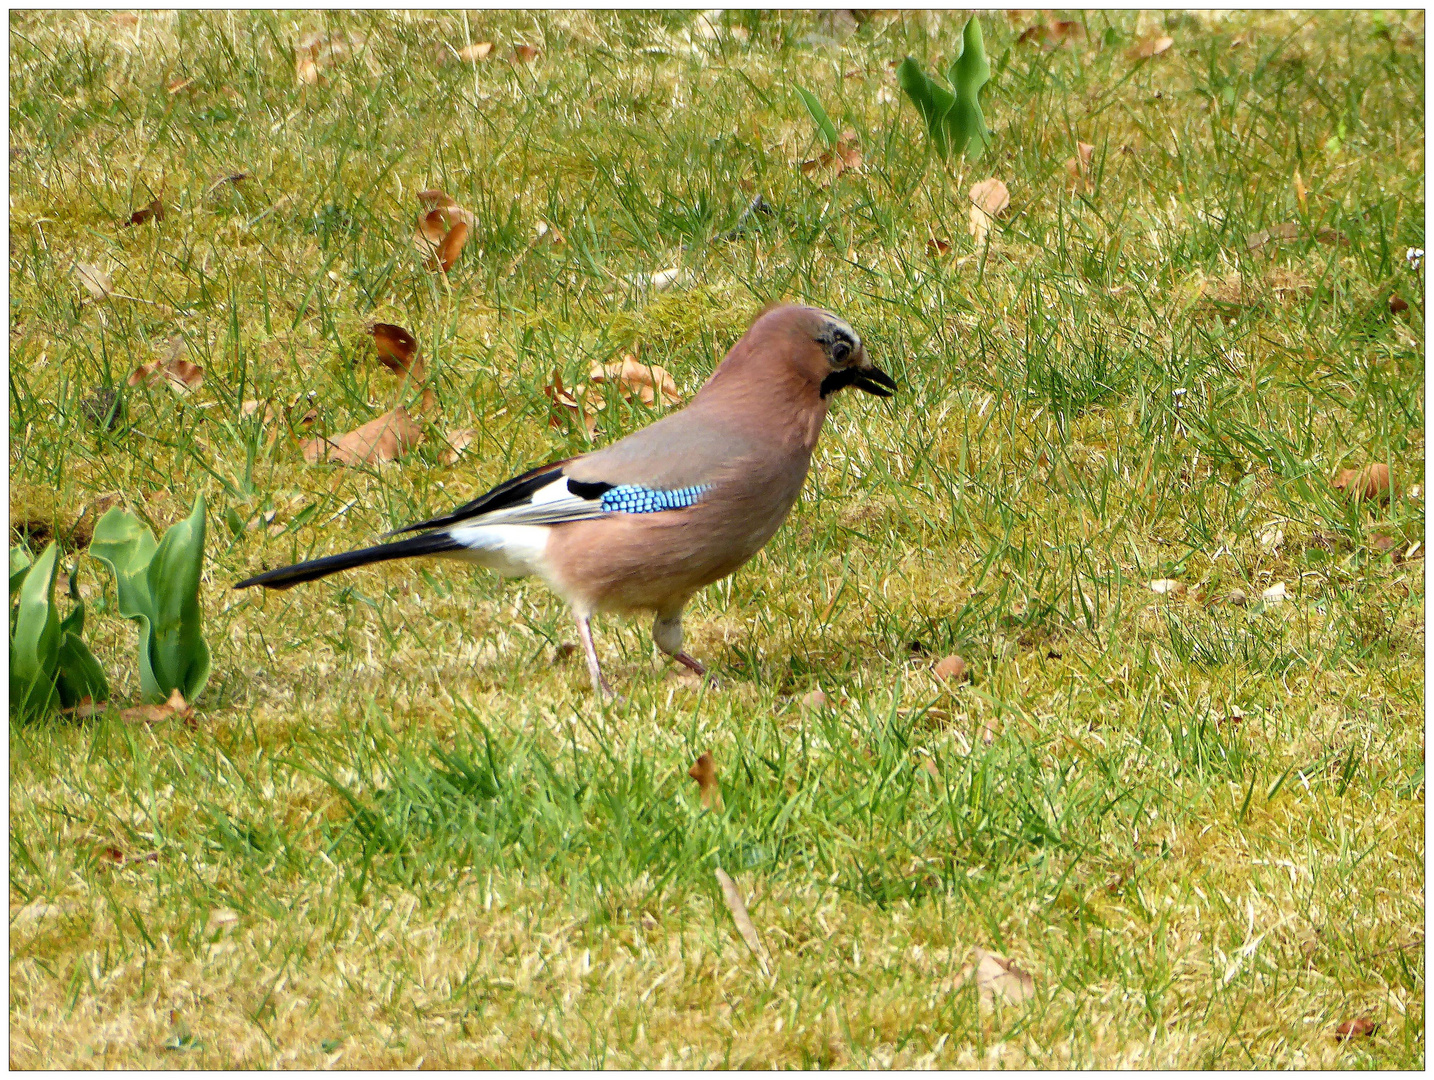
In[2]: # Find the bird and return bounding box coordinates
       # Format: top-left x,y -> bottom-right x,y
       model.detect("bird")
235,303 -> 897,697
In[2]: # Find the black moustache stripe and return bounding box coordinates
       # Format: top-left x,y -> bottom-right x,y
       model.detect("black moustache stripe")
819,367 -> 864,397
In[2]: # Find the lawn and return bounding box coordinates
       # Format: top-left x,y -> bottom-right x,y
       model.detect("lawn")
8,9 -> 1425,1068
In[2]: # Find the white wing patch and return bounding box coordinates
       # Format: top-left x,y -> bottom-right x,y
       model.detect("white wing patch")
464,474 -> 607,527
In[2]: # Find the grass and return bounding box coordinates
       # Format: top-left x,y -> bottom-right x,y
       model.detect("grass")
8,8 -> 1425,1068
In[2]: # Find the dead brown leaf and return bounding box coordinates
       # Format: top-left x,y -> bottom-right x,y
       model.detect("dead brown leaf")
440,428 -> 477,465
1334,1016 -> 1378,1041
714,868 -> 770,975
98,845 -> 161,869
203,171 -> 248,198
124,198 -> 165,227
513,44 -> 540,63
1246,222 -> 1347,252
458,41 -> 493,61
968,947 -> 1035,1007
968,177 -> 1010,246
241,399 -> 277,425
1017,19 -> 1085,49
1268,266 -> 1314,303
418,190 -> 478,229
1064,142 -> 1095,192
588,355 -> 682,408
438,221 -> 470,272
1127,34 -> 1173,60
127,342 -> 203,395
121,688 -> 194,728
302,407 -> 423,466
368,323 -> 434,413
534,219 -> 566,246
932,655 -> 968,684
801,129 -> 863,188
688,752 -> 723,811
543,370 -> 602,436
1370,532 -> 1401,555
295,46 -> 321,85
369,322 -> 421,378
926,237 -> 952,257
1389,293 -> 1409,314
74,262 -> 114,300
1333,463 -> 1393,503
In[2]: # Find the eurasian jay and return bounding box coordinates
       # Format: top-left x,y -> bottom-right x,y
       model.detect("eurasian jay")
235,304 -> 897,697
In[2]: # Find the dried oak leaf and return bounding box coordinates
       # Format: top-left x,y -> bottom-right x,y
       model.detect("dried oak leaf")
369,322 -> 421,378
932,655 -> 968,683
801,129 -> 863,188
1334,1016 -> 1378,1041
122,688 -> 194,728
1369,533 -> 1401,555
125,198 -> 165,227
588,355 -> 682,408
74,262 -> 114,300
1246,222 -> 1347,252
714,868 -> 770,975
688,751 -> 723,810
968,947 -> 1035,1006
418,190 -> 478,230
438,221 -> 470,272
1017,19 -> 1085,49
1127,34 -> 1173,60
203,171 -> 248,198
968,177 -> 1010,246
99,845 -> 160,869
544,369 -> 603,436
1333,463 -> 1393,503
440,428 -> 477,465
302,407 -> 423,466
534,219 -> 566,246
128,343 -> 204,395
1064,142 -> 1095,192
295,46 -> 321,85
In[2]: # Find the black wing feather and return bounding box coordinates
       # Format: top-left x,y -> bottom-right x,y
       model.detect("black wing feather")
384,459 -> 572,537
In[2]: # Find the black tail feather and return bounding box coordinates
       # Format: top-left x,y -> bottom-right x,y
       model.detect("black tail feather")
234,531 -> 461,590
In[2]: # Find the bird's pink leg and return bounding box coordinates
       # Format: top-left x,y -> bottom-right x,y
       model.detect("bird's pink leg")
673,652 -> 707,676
574,612 -> 613,699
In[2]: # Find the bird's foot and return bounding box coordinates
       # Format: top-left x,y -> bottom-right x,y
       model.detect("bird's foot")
673,652 -> 722,690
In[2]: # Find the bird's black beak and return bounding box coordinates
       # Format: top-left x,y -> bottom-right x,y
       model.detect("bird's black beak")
854,365 -> 897,398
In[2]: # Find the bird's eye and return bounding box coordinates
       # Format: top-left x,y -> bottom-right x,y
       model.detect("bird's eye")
831,338 -> 852,364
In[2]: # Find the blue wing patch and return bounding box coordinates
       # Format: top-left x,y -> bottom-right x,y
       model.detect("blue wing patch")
600,484 -> 709,514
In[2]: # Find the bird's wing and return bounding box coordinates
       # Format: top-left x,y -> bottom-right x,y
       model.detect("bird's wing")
388,440 -> 722,537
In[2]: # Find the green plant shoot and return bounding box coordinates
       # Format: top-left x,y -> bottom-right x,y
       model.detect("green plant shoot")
9,542 -> 109,719
795,84 -> 840,146
898,16 -> 992,160
90,493 -> 211,704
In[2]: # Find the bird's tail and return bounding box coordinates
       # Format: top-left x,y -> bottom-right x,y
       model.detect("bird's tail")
234,531 -> 461,591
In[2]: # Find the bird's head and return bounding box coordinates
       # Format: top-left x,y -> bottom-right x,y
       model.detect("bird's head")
747,304 -> 897,400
